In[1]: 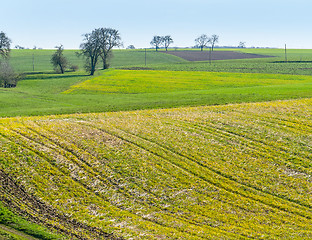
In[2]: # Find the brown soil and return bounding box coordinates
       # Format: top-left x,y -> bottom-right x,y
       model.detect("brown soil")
165,50 -> 274,61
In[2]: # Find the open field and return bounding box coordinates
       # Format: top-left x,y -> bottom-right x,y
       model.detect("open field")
9,48 -> 312,75
10,49 -> 186,73
164,50 -> 274,61
2,48 -> 312,239
0,98 -> 311,239
1,69 -> 312,117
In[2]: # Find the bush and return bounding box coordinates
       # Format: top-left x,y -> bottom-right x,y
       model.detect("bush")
69,65 -> 79,72
0,61 -> 20,88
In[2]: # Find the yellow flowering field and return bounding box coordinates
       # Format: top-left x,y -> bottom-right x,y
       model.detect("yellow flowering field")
0,98 -> 311,239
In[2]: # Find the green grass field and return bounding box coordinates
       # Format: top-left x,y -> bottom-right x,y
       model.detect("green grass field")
1,69 -> 312,117
10,49 -> 186,73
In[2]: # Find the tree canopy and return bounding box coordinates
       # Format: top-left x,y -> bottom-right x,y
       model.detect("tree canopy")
162,36 -> 173,51
195,34 -> 210,51
51,45 -> 68,74
150,36 -> 163,51
97,28 -> 122,69
210,34 -> 219,51
80,28 -> 122,75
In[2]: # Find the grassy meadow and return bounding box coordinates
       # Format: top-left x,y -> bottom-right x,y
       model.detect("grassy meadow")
1,48 -> 312,239
1,69 -> 312,117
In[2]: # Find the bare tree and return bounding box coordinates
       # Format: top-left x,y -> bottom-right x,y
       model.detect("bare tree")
79,30 -> 101,75
162,35 -> 173,51
238,42 -> 246,48
51,45 -> 68,74
97,28 -> 122,69
127,45 -> 135,49
195,34 -> 210,51
150,36 -> 162,51
15,45 -> 25,49
0,32 -> 11,59
210,34 -> 219,51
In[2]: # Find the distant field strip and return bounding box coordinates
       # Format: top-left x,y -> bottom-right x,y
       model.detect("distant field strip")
0,99 -> 312,239
64,69 -> 312,94
164,50 -> 274,61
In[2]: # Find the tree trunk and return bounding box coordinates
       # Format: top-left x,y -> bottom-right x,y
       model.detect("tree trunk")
102,57 -> 109,69
90,55 -> 97,75
90,66 -> 95,75
59,63 -> 64,74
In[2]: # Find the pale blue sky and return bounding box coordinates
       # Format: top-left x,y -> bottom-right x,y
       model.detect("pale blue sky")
1,0 -> 312,49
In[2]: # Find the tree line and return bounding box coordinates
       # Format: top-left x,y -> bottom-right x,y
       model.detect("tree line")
149,34 -> 219,52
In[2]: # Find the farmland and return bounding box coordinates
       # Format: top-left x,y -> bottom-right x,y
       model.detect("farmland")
1,98 -> 312,239
1,48 -> 312,239
9,49 -> 186,73
9,48 -> 312,76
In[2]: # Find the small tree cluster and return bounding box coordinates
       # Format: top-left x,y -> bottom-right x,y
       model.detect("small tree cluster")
0,31 -> 20,88
195,34 -> 219,51
127,45 -> 135,49
0,61 -> 19,88
150,35 -> 173,51
238,41 -> 246,48
79,28 -> 122,75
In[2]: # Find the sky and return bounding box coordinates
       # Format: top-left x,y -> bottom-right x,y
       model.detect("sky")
1,0 -> 312,49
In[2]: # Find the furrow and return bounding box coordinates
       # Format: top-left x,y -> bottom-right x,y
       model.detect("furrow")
108,125 -> 312,222
82,123 -> 312,238
0,124 -> 234,239
74,121 -> 253,239
0,134 -> 123,240
168,119 -> 312,210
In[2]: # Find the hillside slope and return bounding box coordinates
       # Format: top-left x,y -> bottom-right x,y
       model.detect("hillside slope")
0,98 -> 312,239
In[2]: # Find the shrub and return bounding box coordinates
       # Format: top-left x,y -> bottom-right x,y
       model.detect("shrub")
69,65 -> 79,72
0,61 -> 20,88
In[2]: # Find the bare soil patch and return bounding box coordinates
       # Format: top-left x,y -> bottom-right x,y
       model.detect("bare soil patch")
165,50 -> 274,61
